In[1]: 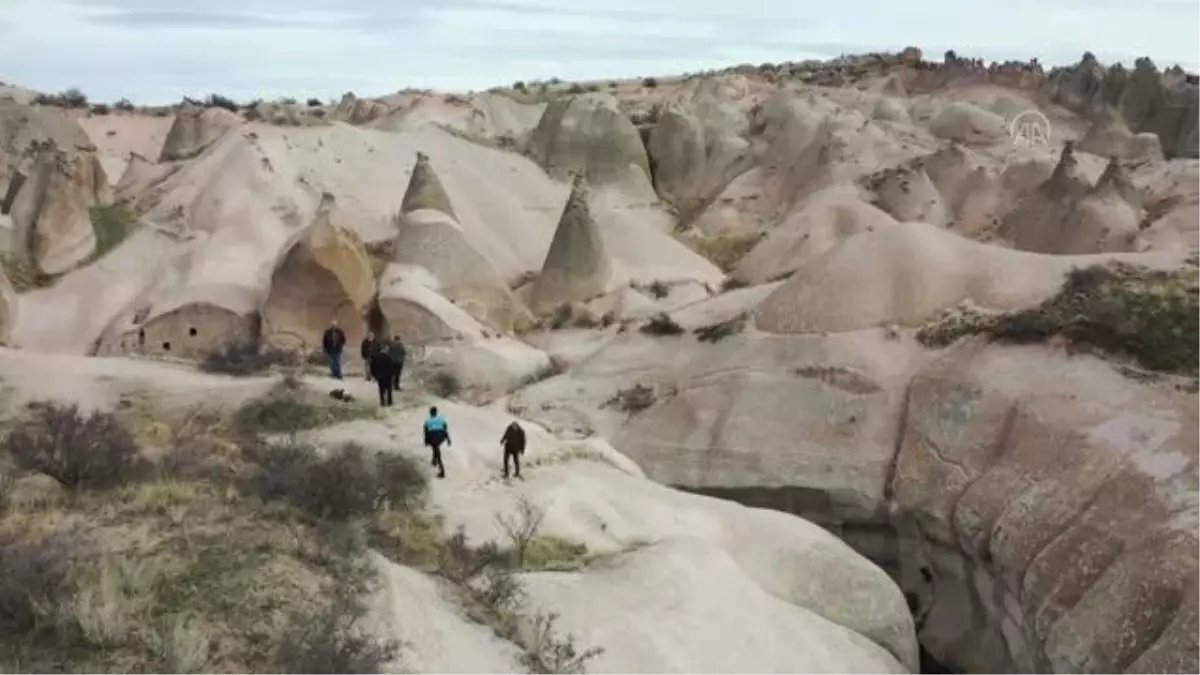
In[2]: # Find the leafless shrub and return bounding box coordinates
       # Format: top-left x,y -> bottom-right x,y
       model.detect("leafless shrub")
277,589 -> 403,674
200,339 -> 298,376
495,495 -> 546,569
520,611 -> 605,674
4,403 -> 145,490
437,526 -> 506,584
639,313 -> 684,337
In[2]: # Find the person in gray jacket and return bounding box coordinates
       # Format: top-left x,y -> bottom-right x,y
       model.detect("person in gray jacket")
388,335 -> 407,391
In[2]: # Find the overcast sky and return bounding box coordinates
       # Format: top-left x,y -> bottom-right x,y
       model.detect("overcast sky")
1,0 -> 1197,104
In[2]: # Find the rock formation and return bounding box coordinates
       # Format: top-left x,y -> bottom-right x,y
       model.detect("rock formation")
527,174 -> 613,315
158,105 -> 241,162
1001,142 -> 1094,253
928,102 -> 1008,145
863,157 -> 948,227
261,192 -> 376,353
332,92 -> 388,125
7,140 -> 109,274
400,151 -> 457,220
528,93 -> 652,190
0,263 -> 16,343
1077,108 -> 1164,162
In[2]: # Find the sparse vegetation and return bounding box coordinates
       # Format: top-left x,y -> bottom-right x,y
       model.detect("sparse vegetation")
916,263 -> 1199,376
0,255 -> 55,292
3,403 -> 145,490
495,495 -> 547,569
694,313 -> 748,343
89,103 -> 110,115
521,611 -> 605,674
720,276 -> 749,292
677,232 -> 764,272
604,383 -> 657,414
642,77 -> 659,88
424,369 -> 463,399
643,280 -> 670,299
0,393 -> 404,672
547,303 -> 601,330
306,98 -> 323,107
33,87 -> 88,108
639,313 -> 684,337
113,98 -> 135,111
200,338 -> 299,376
232,376 -> 377,439
88,202 -> 140,260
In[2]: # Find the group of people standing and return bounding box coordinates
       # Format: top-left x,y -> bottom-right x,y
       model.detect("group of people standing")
320,320 -> 407,407
319,319 -> 527,482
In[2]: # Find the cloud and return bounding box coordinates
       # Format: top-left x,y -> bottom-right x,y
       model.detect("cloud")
1,0 -> 1196,104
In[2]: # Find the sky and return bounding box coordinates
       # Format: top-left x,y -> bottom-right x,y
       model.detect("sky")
1,0 -> 1197,105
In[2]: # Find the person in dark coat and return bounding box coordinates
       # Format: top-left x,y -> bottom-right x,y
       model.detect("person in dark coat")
387,335 -> 407,391
423,406 -> 450,479
321,319 -> 347,379
369,348 -> 395,407
360,331 -> 381,381
500,421 -> 526,479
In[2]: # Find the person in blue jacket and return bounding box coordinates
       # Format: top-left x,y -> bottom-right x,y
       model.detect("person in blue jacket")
423,406 -> 450,479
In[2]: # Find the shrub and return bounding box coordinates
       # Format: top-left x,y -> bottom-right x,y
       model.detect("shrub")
437,526 -> 505,584
495,495 -> 546,569
0,526 -> 89,635
916,263 -> 1198,375
205,94 -> 239,112
90,104 -> 110,115
114,98 -> 135,111
642,77 -> 658,88
200,339 -> 298,376
280,97 -> 298,105
251,443 -> 425,521
513,81 -> 527,92
719,276 -> 749,292
426,369 -> 462,398
639,313 -> 683,337
646,280 -> 670,299
566,83 -> 587,94
604,384 -> 657,414
277,589 -> 403,674
4,403 -> 144,490
306,98 -> 322,107
693,313 -> 748,343
520,611 -> 605,674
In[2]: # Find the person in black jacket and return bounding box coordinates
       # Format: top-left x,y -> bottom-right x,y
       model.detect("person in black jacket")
321,319 -> 347,379
369,347 -> 395,407
360,331 -> 381,381
388,335 -> 407,391
500,421 -> 526,479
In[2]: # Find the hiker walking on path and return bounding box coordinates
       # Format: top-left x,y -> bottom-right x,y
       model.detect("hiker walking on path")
369,346 -> 395,407
321,319 -> 347,380
500,420 -> 526,479
423,406 -> 450,479
360,331 -> 381,381
388,335 -> 407,391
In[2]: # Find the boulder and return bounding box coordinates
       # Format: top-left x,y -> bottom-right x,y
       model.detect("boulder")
527,175 -> 614,315
159,105 -> 241,162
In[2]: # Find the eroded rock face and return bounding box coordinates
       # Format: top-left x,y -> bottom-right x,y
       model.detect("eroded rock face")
159,105 -> 241,162
8,141 -> 107,274
400,151 -> 457,220
528,93 -> 651,188
0,263 -> 17,343
262,193 -> 376,353
527,175 -> 613,315
894,341 -> 1198,673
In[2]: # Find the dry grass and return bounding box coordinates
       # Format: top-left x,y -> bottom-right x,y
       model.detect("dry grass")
675,232 -> 764,272
916,263 -> 1198,376
0,386 -> 416,673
